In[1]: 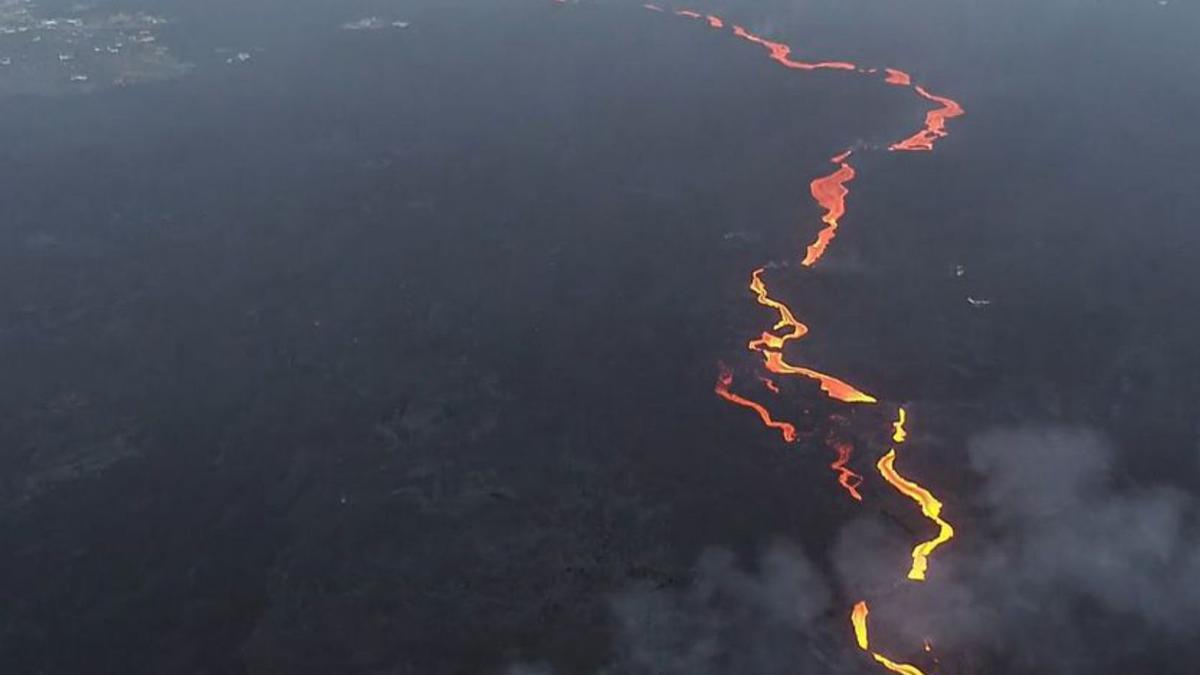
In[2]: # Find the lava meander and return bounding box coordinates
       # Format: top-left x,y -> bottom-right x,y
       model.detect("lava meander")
552,2 -> 963,672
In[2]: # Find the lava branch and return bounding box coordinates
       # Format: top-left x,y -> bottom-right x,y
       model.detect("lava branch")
758,375 -> 781,394
890,86 -> 965,152
761,351 -> 877,404
802,153 -> 857,267
884,68 -> 913,86
643,5 -> 965,261
730,24 -> 857,71
746,268 -> 878,404
892,407 -> 908,443
851,601 -> 928,675
714,366 -> 798,443
876,448 -> 955,581
829,439 -> 864,501
551,3 -> 967,670
748,267 -> 809,351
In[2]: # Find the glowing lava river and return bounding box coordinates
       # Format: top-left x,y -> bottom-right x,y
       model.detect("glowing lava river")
552,2 -> 964,672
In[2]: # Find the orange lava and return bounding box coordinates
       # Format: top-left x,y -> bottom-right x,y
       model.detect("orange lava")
877,449 -> 955,581
745,269 -> 877,404
762,351 -> 877,404
851,601 -> 928,675
714,367 -> 798,443
731,25 -> 857,71
890,86 -> 965,152
884,68 -> 912,86
547,4 -> 965,670
747,267 -> 809,351
759,376 -> 781,394
830,440 -> 864,501
802,159 -> 856,267
830,148 -> 853,164
851,601 -> 871,649
892,407 -> 908,444
872,653 -> 927,675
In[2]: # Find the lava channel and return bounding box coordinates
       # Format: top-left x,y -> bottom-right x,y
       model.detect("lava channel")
892,407 -> 908,443
890,86 -> 965,152
731,25 -> 857,71
876,449 -> 954,581
851,601 -> 928,675
714,366 -> 797,443
746,268 -> 877,404
802,152 -> 857,267
829,439 -> 864,501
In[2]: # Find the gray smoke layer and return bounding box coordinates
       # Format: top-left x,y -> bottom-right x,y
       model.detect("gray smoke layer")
833,427 -> 1200,674
603,543 -> 855,674
599,427 -> 1200,675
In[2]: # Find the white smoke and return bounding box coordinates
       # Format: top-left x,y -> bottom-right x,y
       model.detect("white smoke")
832,426 -> 1200,673
597,426 -> 1200,674
603,543 -> 853,674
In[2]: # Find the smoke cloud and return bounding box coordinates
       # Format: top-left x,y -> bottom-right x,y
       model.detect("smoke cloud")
832,426 -> 1200,674
603,542 -> 854,674
599,426 -> 1200,674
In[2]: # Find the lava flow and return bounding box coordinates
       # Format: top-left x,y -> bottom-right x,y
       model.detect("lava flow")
829,439 -> 864,501
884,68 -> 913,86
758,375 -> 781,394
714,366 -> 798,443
731,25 -> 857,71
746,268 -> 877,404
802,152 -> 857,267
851,601 -> 927,675
877,447 -> 955,581
890,86 -> 965,152
548,4 -> 965,672
892,407 -> 908,443
761,351 -> 877,404
747,267 -> 809,351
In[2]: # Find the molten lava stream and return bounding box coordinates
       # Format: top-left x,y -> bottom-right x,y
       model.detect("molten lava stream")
877,448 -> 954,581
713,367 -> 798,442
758,376 -> 781,394
546,4 -> 967,670
883,68 -> 913,86
892,407 -> 908,444
890,86 -> 965,152
851,601 -> 927,675
747,267 -> 809,351
730,25 -> 856,71
761,352 -> 877,404
829,439 -> 864,501
802,153 -> 856,267
745,268 -> 877,404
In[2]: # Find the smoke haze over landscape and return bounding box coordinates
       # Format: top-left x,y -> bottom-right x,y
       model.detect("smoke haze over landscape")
2,0 -> 1199,673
